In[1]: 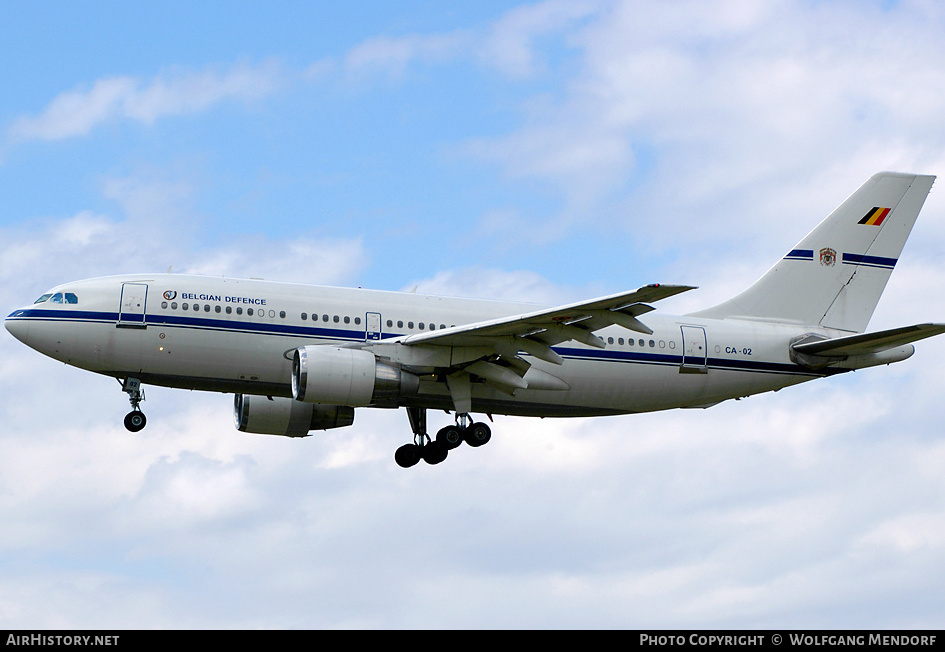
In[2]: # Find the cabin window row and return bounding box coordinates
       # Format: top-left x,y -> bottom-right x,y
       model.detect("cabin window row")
604,336 -> 673,350
385,319 -> 451,331
161,301 -> 287,319
300,313 -> 362,326
160,301 -> 375,327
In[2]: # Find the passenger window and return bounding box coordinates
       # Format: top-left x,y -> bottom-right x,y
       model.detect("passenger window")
301,313 -> 307,320
247,308 -> 254,316
182,303 -> 189,311
397,320 -> 403,328
226,306 -> 232,314
280,311 -> 286,319
333,315 -> 339,323
355,317 -> 361,325
387,320 -> 393,327
344,316 -> 350,324
419,322 -> 425,330
204,304 -> 210,312
162,301 -> 168,309
171,302 -> 178,310
215,305 -> 221,313
237,307 -> 243,315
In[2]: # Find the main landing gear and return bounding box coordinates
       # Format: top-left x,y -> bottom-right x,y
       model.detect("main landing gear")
121,377 -> 147,432
394,407 -> 492,468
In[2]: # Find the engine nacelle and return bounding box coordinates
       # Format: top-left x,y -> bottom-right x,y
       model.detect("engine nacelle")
234,394 -> 354,437
291,345 -> 419,406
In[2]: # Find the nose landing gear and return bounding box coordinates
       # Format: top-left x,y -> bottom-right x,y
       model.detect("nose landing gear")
121,377 -> 147,432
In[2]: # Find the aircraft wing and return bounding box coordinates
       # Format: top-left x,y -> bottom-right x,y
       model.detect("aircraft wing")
792,323 -> 945,358
378,284 -> 694,409
400,284 -> 695,353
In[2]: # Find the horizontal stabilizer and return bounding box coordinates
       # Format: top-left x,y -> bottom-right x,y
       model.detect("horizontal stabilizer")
793,323 -> 945,358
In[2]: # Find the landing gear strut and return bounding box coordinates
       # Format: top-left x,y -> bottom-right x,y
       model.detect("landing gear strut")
394,408 -> 492,468
121,377 -> 147,432
394,407 -> 446,468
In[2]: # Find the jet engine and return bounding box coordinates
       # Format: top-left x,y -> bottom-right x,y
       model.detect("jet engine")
234,394 -> 354,437
291,345 -> 419,406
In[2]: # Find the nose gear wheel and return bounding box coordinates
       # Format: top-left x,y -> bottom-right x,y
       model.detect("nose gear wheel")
120,377 -> 147,432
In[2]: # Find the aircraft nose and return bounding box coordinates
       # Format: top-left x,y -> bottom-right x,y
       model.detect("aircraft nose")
5,310 -> 30,344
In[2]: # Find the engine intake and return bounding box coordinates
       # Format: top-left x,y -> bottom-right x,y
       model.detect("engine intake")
234,394 -> 354,437
291,346 -> 418,406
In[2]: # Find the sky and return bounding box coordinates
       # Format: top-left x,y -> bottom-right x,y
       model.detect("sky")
2,0 -> 945,629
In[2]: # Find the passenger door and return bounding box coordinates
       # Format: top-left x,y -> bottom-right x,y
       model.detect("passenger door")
366,312 -> 382,341
680,325 -> 708,374
117,283 -> 149,328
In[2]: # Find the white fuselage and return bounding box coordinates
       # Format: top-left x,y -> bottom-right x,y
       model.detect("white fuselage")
5,274 -> 847,418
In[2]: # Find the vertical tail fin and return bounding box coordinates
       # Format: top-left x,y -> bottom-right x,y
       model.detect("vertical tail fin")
691,172 -> 935,332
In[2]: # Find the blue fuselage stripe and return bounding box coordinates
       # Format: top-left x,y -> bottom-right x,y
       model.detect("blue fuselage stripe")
7,309 -> 831,378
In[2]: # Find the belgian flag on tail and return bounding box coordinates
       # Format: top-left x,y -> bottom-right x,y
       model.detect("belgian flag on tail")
858,206 -> 891,226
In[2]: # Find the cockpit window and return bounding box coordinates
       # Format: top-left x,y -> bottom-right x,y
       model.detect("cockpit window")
35,292 -> 78,305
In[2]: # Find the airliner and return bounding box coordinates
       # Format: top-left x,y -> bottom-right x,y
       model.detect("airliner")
6,172 -> 945,468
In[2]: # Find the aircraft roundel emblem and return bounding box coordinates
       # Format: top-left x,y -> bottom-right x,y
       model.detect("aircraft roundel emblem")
163,290 -> 177,300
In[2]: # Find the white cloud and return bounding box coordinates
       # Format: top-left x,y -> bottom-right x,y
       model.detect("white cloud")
9,76 -> 139,141
181,236 -> 366,287
0,170 -> 367,308
340,0 -> 598,81
405,266 -> 581,304
344,32 -> 467,79
454,0 -> 945,255
8,60 -> 284,142
477,0 -> 601,77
